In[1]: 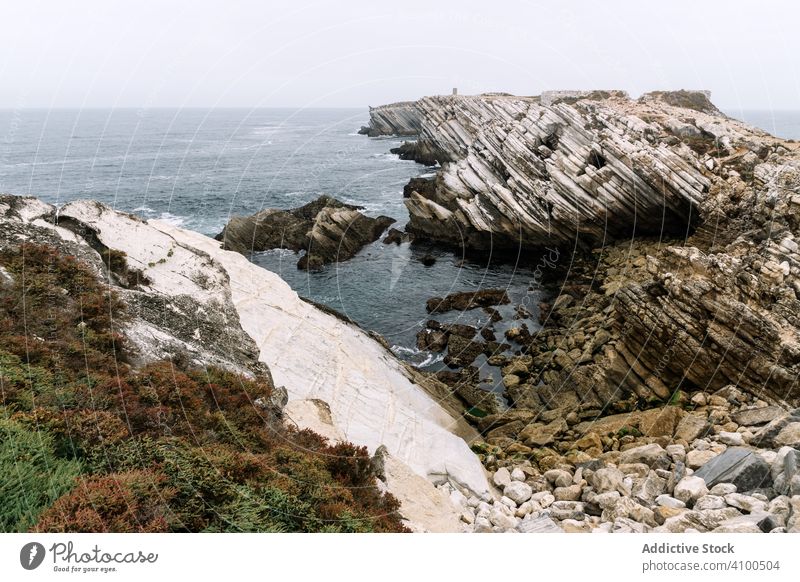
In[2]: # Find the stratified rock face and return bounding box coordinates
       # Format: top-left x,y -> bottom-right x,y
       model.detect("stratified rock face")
377,90 -> 782,252
370,90 -> 800,407
216,195 -> 395,270
0,195 -> 492,530
359,101 -> 423,137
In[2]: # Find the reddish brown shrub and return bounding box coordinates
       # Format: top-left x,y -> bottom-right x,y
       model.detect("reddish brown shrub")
35,470 -> 175,533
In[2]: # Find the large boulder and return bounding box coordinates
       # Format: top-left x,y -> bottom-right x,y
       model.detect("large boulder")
693,447 -> 772,492
216,195 -> 395,270
426,288 -> 510,314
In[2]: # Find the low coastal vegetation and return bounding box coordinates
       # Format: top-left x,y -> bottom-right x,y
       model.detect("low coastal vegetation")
0,242 -> 406,532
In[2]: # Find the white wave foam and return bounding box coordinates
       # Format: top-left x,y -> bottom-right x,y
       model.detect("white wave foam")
390,344 -> 420,356
417,352 -> 444,368
390,345 -> 444,368
158,212 -> 186,227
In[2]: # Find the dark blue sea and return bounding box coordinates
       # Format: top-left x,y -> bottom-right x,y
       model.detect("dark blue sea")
1,107 -> 797,379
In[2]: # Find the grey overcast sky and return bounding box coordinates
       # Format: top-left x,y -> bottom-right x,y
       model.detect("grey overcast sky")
1,0 -> 798,112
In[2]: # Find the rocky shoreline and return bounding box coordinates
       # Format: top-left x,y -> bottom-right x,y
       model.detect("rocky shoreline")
363,89 -> 800,532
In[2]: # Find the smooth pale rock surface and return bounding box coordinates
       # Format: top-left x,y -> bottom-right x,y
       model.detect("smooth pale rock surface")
382,455 -> 463,533
146,218 -> 492,495
5,198 -> 493,531
283,399 -> 345,443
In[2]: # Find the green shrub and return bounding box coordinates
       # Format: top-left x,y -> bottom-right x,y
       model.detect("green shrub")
0,417 -> 82,532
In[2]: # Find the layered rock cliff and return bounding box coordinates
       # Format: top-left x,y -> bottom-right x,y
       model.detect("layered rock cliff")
0,195 -> 491,532
374,90 -> 787,252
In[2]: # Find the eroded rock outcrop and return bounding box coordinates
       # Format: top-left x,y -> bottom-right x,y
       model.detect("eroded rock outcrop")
359,101 -> 423,137
216,195 -> 395,270
0,195 -> 492,531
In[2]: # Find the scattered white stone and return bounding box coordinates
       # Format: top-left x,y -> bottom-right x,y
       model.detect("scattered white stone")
504,481 -> 533,505
674,476 -> 709,506
549,501 -> 585,521
718,431 -> 745,446
515,500 -> 541,518
694,495 -> 727,511
510,467 -> 526,482
595,491 -> 622,509
759,449 -> 778,466
655,494 -> 686,509
449,487 -> 468,508
493,467 -> 512,488
724,493 -> 767,513
666,444 -> 686,463
709,483 -> 737,496
517,514 -> 563,533
544,469 -> 573,488
531,491 -> 555,508
591,467 -> 628,495
489,507 -> 518,529
499,496 -> 517,509
554,484 -> 583,501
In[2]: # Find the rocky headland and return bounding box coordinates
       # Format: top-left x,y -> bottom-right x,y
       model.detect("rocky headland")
362,89 -> 800,532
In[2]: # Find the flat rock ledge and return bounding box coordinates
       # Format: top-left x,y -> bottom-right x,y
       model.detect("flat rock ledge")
216,195 -> 395,270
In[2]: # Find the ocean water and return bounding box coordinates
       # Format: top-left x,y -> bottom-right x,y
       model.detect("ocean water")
0,108 -> 547,381
1,107 -> 797,380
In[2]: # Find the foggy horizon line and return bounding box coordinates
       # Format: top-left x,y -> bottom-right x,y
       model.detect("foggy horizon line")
1,103 -> 799,112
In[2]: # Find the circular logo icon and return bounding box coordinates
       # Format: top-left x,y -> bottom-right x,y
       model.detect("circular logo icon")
20,542 -> 46,570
